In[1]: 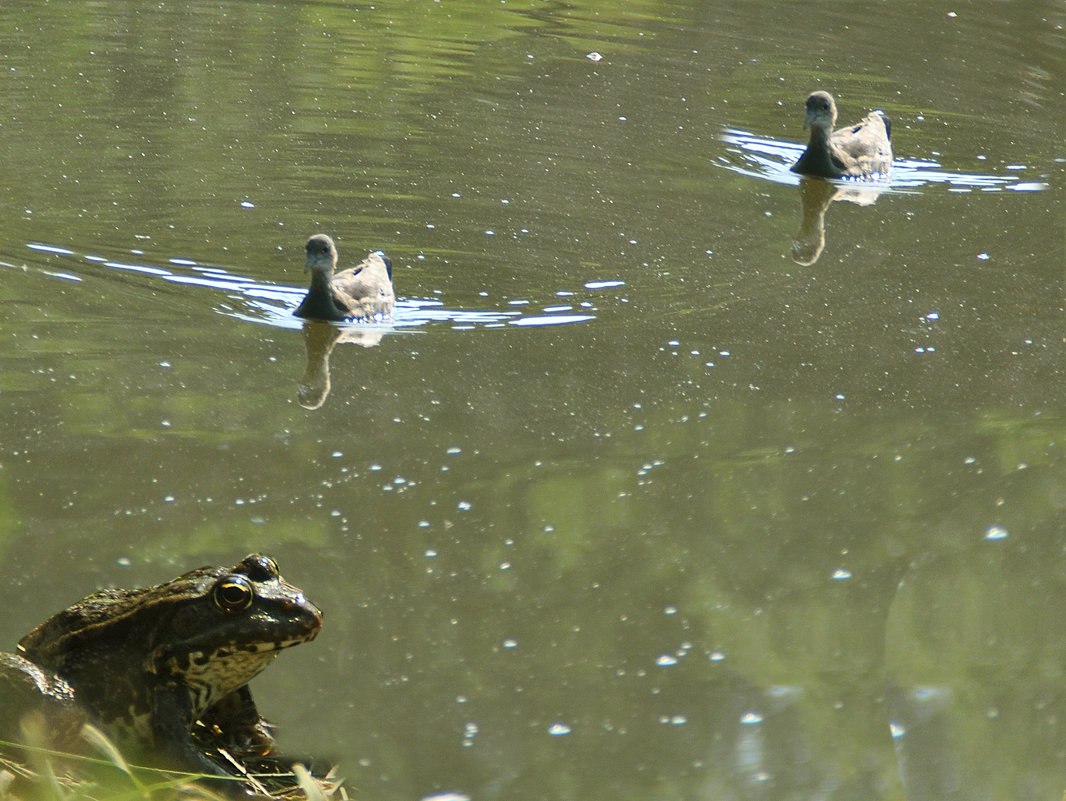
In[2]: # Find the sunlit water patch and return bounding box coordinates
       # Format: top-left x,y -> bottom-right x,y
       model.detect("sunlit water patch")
23,243 -> 608,332
717,129 -> 1050,193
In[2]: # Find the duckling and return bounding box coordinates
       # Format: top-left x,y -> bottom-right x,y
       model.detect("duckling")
294,234 -> 394,322
791,91 -> 892,180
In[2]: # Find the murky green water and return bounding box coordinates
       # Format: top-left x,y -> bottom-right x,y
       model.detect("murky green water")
1,1 -> 1064,799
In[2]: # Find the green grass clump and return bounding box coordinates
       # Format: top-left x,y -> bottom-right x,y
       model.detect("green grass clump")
0,723 -> 343,801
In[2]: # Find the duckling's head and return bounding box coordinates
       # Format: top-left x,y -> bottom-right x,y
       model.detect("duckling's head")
305,234 -> 339,276
803,91 -> 838,131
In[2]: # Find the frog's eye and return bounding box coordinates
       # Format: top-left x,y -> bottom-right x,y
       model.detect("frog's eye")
240,554 -> 280,582
214,575 -> 254,613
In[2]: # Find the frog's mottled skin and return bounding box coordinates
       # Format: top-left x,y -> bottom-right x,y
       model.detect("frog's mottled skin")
11,554 -> 322,781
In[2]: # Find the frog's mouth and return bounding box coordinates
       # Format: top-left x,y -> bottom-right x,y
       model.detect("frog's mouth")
194,633 -> 318,665
229,634 -> 317,654
152,629 -> 318,679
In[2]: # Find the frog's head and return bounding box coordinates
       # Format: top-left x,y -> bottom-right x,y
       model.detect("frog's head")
147,555 -> 322,708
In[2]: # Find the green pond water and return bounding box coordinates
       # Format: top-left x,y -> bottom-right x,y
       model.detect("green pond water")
1,1 -> 1064,799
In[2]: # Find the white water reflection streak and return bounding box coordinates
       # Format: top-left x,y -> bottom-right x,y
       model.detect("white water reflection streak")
25,243 -> 607,332
717,129 -> 1050,192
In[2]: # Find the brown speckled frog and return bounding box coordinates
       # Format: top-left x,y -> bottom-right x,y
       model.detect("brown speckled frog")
13,554 -> 322,784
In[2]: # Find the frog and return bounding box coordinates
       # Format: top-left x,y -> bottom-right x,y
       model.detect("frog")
0,651 -> 85,749
9,554 -> 322,787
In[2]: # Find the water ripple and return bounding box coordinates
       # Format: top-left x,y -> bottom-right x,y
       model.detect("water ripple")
717,129 -> 1049,193
24,243 -> 608,332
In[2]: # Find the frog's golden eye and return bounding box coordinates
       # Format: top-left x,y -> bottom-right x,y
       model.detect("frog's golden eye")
214,575 -> 254,613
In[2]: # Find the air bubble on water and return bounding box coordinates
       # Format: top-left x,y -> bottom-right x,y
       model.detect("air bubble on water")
985,525 -> 1008,541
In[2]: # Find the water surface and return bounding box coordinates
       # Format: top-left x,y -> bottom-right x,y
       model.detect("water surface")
0,1 -> 1064,800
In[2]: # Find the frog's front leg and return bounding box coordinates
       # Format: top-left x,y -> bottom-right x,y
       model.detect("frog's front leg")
202,685 -> 276,758
149,684 -> 250,795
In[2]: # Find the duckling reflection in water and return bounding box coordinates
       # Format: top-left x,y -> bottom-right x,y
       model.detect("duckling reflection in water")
295,234 -> 394,322
791,178 -> 837,265
297,320 -> 386,410
791,177 -> 889,266
791,91 -> 892,180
